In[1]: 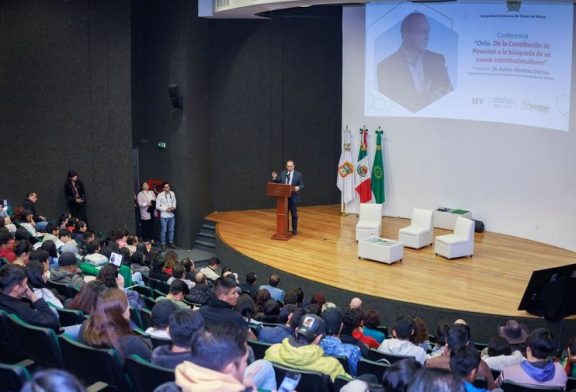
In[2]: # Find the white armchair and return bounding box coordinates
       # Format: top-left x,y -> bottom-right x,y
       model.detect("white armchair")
356,203 -> 383,241
398,208 -> 434,249
435,216 -> 475,259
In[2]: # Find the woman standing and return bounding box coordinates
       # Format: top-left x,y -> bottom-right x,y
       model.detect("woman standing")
136,181 -> 156,242
64,170 -> 87,224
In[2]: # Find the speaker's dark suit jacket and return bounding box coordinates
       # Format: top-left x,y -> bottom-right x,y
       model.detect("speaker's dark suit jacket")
377,49 -> 453,113
274,170 -> 304,204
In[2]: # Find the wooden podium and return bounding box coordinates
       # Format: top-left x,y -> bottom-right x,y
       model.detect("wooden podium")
266,182 -> 294,240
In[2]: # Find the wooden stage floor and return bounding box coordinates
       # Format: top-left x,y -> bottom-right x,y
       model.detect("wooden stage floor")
208,205 -> 575,318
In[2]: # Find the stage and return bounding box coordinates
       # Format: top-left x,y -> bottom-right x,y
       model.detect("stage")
208,205 -> 576,318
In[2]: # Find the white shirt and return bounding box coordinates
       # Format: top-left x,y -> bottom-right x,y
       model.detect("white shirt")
156,191 -> 176,218
286,171 -> 294,185
137,190 -> 156,220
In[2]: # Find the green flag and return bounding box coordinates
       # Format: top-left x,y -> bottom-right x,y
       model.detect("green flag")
371,129 -> 385,203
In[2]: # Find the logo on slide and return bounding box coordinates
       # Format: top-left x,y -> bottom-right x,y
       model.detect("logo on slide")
506,0 -> 521,12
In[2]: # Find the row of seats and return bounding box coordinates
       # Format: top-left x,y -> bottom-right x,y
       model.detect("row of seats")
356,205 -> 475,259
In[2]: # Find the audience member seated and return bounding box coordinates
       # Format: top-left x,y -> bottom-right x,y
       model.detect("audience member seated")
18,210 -> 42,240
29,249 -> 51,279
239,272 -> 258,298
259,273 -> 284,303
382,358 -> 423,392
379,315 -> 428,365
40,240 -> 59,268
451,346 -> 491,392
199,257 -> 221,282
430,322 -> 451,358
129,250 -> 149,275
409,367 -> 466,392
362,309 -> 386,344
199,277 -> 246,330
57,229 -> 79,255
26,260 -> 63,312
12,240 -> 32,266
222,267 -> 239,285
98,264 -> 143,309
79,243 -> 133,287
412,316 -> 432,352
481,336 -> 523,372
39,223 -> 59,245
309,292 -> 326,310
342,308 -> 377,354
349,297 -> 363,310
79,288 -> 153,361
264,313 -> 351,381
0,264 -> 59,329
148,250 -> 171,282
65,280 -> 106,314
167,263 -> 195,289
171,323 -> 277,391
562,336 -> 576,377
236,293 -> 262,331
151,309 -> 205,369
146,300 -> 180,340
49,252 -> 85,291
320,307 -> 361,376
497,328 -> 567,389
20,368 -> 86,392
0,228 -> 16,262
258,305 -> 304,344
180,257 -> 195,281
254,288 -> 272,316
162,251 -> 178,275
426,323 -> 496,390
157,280 -> 190,309
185,272 -> 211,306
497,320 -> 529,355
256,299 -> 281,324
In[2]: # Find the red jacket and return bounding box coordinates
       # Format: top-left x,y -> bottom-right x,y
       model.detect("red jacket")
0,246 -> 16,263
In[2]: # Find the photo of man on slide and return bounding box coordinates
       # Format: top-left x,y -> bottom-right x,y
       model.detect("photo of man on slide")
377,12 -> 453,112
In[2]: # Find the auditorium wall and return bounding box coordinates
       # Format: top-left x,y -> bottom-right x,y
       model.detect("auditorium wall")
0,0 -> 135,233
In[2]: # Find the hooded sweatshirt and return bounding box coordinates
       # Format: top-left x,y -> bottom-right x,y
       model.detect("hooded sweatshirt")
498,360 -> 567,389
264,337 -> 351,381
151,345 -> 192,370
49,267 -> 85,291
377,338 -> 428,364
174,361 -> 250,392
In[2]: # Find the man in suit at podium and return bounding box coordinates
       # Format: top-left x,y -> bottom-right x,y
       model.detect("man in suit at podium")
271,160 -> 304,235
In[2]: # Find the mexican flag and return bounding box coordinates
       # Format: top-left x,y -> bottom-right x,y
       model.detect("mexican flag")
337,129 -> 356,204
372,129 -> 385,203
355,127 -> 372,202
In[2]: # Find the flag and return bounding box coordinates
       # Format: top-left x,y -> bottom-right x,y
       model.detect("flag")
355,127 -> 372,203
337,128 -> 356,204
371,129 -> 385,203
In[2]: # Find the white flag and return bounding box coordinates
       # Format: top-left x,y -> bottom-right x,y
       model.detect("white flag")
337,128 -> 356,204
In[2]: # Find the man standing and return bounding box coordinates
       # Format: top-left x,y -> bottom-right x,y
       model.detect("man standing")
377,12 -> 453,112
272,160 -> 304,235
156,182 -> 177,249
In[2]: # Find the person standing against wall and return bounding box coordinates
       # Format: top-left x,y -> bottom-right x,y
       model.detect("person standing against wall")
156,182 -> 176,250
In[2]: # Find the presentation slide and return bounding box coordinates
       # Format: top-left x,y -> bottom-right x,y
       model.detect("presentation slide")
364,0 -> 573,131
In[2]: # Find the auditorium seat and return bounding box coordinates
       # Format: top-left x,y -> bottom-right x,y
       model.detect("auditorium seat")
0,361 -> 32,391
59,335 -> 132,392
398,208 -> 434,249
56,308 -> 86,327
356,203 -> 383,241
6,314 -> 66,368
46,280 -> 79,298
248,339 -> 272,360
434,216 -> 475,259
125,355 -> 174,392
272,362 -> 333,392
357,357 -> 389,379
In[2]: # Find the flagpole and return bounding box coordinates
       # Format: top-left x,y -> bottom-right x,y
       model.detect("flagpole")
340,125 -> 347,216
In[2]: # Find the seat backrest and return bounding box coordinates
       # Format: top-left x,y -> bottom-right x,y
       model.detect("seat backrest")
58,334 -> 131,392
272,362 -> 333,392
140,308 -> 152,330
7,314 -> 65,368
566,376 -> 576,391
56,308 -> 86,327
500,380 -> 564,392
366,349 -> 413,364
357,357 -> 389,379
453,217 -> 475,240
46,280 -> 78,298
411,208 -> 433,229
0,362 -> 31,391
125,355 -> 174,392
248,339 -> 272,360
359,203 -> 383,223
149,279 -> 169,295
330,354 -> 350,374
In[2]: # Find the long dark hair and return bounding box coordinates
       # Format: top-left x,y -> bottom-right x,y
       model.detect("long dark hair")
83,288 -> 134,353
25,260 -> 47,289
67,280 -> 106,314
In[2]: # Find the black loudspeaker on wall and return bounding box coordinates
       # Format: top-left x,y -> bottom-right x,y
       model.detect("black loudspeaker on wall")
168,84 -> 183,109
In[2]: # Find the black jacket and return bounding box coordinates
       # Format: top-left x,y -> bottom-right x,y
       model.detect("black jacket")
198,297 -> 246,329
0,293 -> 60,330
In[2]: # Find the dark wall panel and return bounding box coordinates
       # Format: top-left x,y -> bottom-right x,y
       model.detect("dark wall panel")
0,0 -> 134,233
209,8 -> 343,211
132,0 -> 212,248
